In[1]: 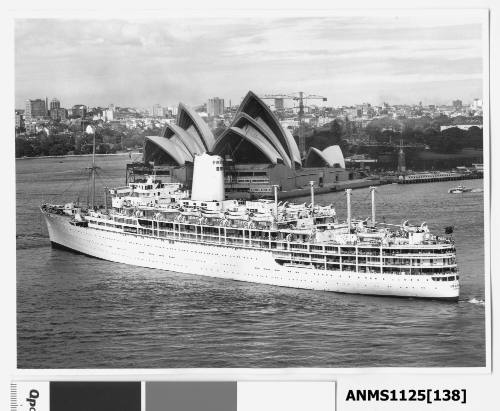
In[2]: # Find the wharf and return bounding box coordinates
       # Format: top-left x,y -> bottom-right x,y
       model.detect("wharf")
397,172 -> 483,184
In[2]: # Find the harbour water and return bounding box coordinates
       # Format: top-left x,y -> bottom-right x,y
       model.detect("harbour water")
16,156 -> 486,368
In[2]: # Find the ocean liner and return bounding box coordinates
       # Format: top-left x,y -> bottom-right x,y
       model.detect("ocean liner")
41,152 -> 459,300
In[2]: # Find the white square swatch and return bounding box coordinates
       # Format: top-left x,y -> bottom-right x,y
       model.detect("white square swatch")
237,381 -> 335,411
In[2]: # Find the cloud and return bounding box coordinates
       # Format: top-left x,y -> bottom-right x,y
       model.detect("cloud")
15,16 -> 484,108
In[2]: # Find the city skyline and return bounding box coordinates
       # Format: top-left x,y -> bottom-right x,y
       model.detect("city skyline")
15,15 -> 484,109
16,95 -> 483,113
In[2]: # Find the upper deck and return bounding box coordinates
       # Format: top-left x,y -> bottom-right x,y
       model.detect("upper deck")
77,205 -> 456,276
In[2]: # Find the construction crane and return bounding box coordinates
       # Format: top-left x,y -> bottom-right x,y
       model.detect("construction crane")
261,92 -> 327,159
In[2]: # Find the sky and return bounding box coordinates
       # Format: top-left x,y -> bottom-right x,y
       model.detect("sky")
15,15 -> 485,110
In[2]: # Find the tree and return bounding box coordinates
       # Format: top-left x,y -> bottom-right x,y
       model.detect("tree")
329,120 -> 343,145
15,138 -> 34,157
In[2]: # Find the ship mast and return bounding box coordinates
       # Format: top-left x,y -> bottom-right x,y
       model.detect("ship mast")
91,130 -> 96,209
86,125 -> 97,209
369,186 -> 376,226
272,184 -> 279,219
309,181 -> 315,211
346,188 -> 352,232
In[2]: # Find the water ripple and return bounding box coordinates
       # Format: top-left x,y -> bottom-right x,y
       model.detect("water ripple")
16,156 -> 486,368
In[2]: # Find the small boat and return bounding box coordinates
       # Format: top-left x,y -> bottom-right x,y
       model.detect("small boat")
448,185 -> 472,194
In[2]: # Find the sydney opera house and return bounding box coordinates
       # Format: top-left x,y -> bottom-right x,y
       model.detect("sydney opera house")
135,91 -> 350,197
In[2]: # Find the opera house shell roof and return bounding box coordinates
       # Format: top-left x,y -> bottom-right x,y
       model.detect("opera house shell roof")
144,103 -> 215,166
143,91 -> 302,169
304,145 -> 345,169
212,91 -> 301,168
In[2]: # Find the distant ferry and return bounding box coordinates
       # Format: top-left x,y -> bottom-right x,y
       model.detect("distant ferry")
41,153 -> 459,300
448,185 -> 473,194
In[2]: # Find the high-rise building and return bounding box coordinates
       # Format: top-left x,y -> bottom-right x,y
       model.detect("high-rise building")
25,99 -> 47,120
72,104 -> 87,118
50,98 -> 61,111
51,108 -> 67,121
167,106 -> 178,117
104,109 -> 114,122
274,98 -> 285,110
152,104 -> 164,117
452,99 -> 463,109
472,98 -> 483,110
207,97 -> 225,117
15,110 -> 24,129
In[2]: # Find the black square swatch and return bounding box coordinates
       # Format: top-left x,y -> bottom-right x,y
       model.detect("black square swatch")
50,381 -> 141,411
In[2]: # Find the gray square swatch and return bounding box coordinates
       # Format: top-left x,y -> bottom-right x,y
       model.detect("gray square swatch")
146,381 -> 237,411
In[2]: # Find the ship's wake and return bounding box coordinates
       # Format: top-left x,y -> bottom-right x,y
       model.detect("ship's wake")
16,232 -> 49,250
467,297 -> 485,306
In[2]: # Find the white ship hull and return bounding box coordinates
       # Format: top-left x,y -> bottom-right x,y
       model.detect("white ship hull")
44,212 -> 459,300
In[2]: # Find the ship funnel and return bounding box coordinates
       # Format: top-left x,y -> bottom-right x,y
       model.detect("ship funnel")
191,153 -> 225,201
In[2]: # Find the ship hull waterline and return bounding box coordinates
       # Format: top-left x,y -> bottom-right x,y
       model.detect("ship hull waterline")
43,212 -> 460,301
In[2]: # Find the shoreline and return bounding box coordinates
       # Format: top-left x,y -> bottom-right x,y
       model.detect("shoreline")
16,152 -> 142,160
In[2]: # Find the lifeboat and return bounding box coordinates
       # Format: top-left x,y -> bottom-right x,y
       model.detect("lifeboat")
250,212 -> 274,223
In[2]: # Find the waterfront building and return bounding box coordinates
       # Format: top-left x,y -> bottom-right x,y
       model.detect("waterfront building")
134,91 -> 350,197
207,97 -> 225,117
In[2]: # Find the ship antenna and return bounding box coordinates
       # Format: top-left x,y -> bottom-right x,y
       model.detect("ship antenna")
369,186 -> 376,226
346,188 -> 352,232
